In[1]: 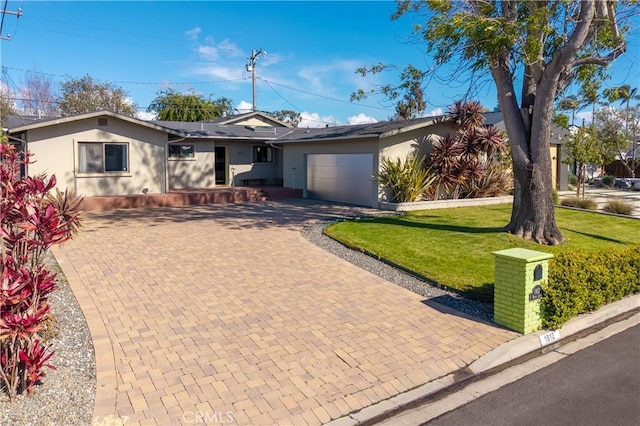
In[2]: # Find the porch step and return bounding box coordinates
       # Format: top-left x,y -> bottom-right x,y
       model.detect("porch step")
81,187 -> 301,212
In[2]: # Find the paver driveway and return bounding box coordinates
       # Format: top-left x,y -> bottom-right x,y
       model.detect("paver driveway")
53,200 -> 517,425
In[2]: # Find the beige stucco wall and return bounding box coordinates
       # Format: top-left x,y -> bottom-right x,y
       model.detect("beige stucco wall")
379,122 -> 455,161
168,140 -> 215,189
281,123 -> 455,204
282,138 -> 379,192
224,141 -> 281,185
25,117 -> 168,197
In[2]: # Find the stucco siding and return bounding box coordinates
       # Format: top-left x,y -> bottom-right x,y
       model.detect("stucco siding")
168,141 -> 215,189
282,139 -> 379,198
379,122 -> 454,161
227,142 -> 280,185
25,117 -> 167,196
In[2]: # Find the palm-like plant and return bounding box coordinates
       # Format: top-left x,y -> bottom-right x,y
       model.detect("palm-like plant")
430,134 -> 463,170
377,153 -> 436,203
447,100 -> 486,128
476,125 -> 507,156
427,101 -> 511,199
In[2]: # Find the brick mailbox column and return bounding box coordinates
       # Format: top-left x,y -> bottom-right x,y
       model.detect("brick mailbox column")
493,248 -> 554,334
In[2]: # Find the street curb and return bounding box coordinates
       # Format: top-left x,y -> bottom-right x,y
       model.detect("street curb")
469,294 -> 640,374
324,294 -> 640,426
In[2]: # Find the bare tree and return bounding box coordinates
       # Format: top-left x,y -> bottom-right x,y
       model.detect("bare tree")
19,71 -> 59,117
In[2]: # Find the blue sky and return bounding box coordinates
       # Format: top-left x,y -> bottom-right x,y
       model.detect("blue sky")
1,1 -> 638,127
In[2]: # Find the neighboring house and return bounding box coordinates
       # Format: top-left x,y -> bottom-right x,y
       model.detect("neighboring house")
485,111 -> 569,192
6,110 -> 567,208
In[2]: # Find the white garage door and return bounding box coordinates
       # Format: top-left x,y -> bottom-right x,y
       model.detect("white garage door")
306,153 -> 375,207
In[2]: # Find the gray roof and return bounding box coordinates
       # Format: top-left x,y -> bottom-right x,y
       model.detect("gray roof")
153,120 -> 294,140
6,115 -> 60,129
11,110 -> 571,144
275,116 -> 443,143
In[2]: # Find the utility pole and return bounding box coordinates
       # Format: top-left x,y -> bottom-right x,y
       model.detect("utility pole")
0,2 -> 23,40
246,49 -> 266,112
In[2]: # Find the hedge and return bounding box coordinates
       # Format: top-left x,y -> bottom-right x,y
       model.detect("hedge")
541,245 -> 640,329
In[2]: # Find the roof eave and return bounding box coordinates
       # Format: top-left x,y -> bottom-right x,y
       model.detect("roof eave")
379,117 -> 439,139
8,110 -> 186,137
276,134 -> 379,144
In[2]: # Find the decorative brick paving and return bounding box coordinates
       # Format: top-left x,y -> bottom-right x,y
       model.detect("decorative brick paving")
53,201 -> 517,425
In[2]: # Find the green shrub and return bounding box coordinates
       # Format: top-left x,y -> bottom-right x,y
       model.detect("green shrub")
568,173 -> 578,186
602,175 -> 616,187
552,189 -> 559,205
377,154 -> 436,203
542,245 -> 640,329
560,196 -> 597,210
603,199 -> 634,215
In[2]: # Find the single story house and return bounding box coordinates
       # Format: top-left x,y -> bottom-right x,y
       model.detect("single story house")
6,110 -> 568,208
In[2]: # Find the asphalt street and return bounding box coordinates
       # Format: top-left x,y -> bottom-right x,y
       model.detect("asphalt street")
425,324 -> 640,426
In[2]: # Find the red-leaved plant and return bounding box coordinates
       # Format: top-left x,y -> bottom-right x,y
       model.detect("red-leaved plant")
0,143 -> 82,400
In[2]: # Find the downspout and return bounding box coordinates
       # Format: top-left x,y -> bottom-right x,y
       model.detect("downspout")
164,135 -> 186,193
72,139 -> 77,193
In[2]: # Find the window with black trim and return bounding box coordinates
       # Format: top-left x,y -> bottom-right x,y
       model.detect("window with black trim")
169,144 -> 195,159
78,142 -> 128,173
253,146 -> 273,163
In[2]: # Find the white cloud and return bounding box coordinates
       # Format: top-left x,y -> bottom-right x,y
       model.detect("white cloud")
297,60 -> 362,94
424,107 -> 444,117
218,39 -> 243,58
185,27 -> 201,41
298,112 -> 339,128
197,45 -> 218,60
235,100 -> 253,113
347,113 -> 377,125
190,64 -> 243,81
575,110 -> 593,125
137,111 -> 157,120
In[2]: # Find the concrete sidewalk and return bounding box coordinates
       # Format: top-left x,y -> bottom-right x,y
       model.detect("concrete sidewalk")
367,297 -> 640,425
558,187 -> 640,218
53,200 -> 516,425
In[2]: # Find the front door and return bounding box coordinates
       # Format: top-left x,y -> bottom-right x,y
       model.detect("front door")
215,146 -> 226,185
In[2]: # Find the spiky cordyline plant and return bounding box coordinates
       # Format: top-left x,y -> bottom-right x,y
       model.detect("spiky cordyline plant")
426,101 -> 511,200
447,100 -> 486,129
0,144 -> 82,400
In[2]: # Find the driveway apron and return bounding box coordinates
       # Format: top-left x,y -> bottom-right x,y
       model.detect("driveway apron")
53,200 -> 517,425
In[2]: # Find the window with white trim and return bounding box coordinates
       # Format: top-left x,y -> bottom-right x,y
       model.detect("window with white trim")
168,144 -> 195,159
78,142 -> 128,173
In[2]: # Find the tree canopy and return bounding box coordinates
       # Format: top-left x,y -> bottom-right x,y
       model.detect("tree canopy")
148,90 -> 234,122
58,75 -> 137,116
269,109 -> 302,127
357,0 -> 633,244
1,86 -> 17,128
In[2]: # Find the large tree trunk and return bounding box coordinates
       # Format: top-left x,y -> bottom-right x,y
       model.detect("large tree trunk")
506,131 -> 564,245
491,58 -> 564,245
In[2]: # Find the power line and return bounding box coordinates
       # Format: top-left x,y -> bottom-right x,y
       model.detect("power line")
0,0 -> 22,40
2,66 -> 249,86
3,67 -> 391,115
258,77 -> 392,112
262,80 -> 339,126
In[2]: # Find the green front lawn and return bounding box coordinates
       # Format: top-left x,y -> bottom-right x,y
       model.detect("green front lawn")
325,204 -> 640,301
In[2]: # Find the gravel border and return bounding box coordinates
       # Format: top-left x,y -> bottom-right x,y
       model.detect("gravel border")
301,220 -> 494,323
0,255 -> 96,426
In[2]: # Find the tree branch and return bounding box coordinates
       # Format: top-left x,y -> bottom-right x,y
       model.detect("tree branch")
545,2 -> 596,77
571,43 -> 628,67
